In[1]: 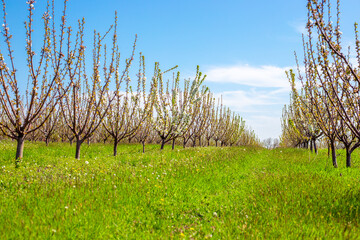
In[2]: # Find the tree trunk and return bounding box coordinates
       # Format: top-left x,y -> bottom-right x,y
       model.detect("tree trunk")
142,141 -> 145,153
207,138 -> 210,146
160,139 -> 165,150
183,137 -> 186,148
310,139 -> 313,152
198,137 -> 201,147
15,135 -> 25,164
75,139 -> 83,159
215,140 -> 218,147
330,140 -> 338,168
172,139 -> 175,150
192,138 -> 196,147
346,146 -> 351,168
113,140 -> 119,156
45,137 -> 50,146
313,139 -> 317,154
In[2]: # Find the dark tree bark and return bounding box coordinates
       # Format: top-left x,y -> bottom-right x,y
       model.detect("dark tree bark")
160,139 -> 166,150
75,139 -> 84,160
330,140 -> 338,168
15,135 -> 25,162
346,147 -> 351,168
172,139 -> 175,150
113,140 -> 119,156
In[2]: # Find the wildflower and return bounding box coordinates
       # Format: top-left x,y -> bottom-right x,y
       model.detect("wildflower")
160,198 -> 164,201
180,232 -> 185,237
213,212 -> 218,217
85,161 -> 89,164
65,206 -> 69,209
51,229 -> 56,233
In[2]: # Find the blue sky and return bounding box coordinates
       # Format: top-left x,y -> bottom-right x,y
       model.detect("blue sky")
3,0 -> 360,139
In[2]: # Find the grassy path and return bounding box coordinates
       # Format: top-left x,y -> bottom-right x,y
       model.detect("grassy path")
0,141 -> 360,239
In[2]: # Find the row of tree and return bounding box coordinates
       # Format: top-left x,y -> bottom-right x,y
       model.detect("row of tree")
0,0 -> 259,164
281,0 -> 360,168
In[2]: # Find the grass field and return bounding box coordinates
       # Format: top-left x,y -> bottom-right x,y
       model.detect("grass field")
1,141 -> 360,239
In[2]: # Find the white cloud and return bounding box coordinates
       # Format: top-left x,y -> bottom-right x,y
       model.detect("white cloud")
293,23 -> 306,35
214,88 -> 287,113
205,64 -> 292,88
212,87 -> 289,140
245,115 -> 282,140
205,63 -> 297,140
288,19 -> 307,35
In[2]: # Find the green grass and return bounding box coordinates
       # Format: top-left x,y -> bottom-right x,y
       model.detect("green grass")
0,141 -> 360,239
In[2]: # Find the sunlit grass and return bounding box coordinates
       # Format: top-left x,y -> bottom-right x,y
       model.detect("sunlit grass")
0,140 -> 359,239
